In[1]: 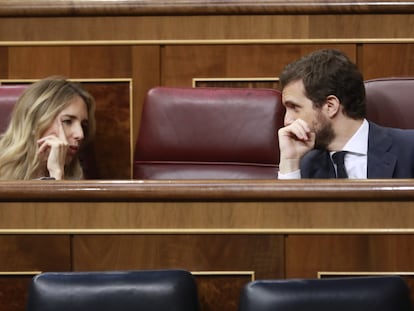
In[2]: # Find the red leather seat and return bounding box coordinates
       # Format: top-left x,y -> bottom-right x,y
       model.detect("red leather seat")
365,77 -> 414,129
0,84 -> 28,133
134,87 -> 284,179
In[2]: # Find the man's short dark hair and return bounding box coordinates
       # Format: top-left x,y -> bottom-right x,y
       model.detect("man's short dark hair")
280,49 -> 366,119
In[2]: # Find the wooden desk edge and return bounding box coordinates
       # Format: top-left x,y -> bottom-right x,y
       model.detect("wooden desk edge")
0,0 -> 413,17
0,179 -> 413,202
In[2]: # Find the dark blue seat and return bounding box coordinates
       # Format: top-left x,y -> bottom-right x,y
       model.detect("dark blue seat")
239,276 -> 411,311
26,269 -> 200,311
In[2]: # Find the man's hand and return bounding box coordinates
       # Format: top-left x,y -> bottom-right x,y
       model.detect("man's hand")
278,119 -> 315,174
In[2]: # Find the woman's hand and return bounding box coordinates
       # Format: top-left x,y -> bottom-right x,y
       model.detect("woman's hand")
37,120 -> 68,180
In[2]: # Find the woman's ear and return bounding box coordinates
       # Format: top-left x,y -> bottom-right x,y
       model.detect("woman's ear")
324,95 -> 341,118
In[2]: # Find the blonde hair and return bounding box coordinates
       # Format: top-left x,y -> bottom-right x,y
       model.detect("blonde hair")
0,76 -> 96,180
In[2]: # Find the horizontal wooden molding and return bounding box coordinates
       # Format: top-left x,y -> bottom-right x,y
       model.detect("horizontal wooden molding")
2,228 -> 414,234
0,180 -> 414,202
193,77 -> 280,88
318,271 -> 414,278
0,0 -> 413,17
0,271 -> 41,276
1,38 -> 414,47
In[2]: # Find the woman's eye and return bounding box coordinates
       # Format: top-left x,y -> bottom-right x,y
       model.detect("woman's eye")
62,119 -> 72,125
81,122 -> 89,136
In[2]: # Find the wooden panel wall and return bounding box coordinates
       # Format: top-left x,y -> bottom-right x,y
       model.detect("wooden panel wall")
2,42 -> 414,178
1,14 -> 414,41
0,235 -> 71,311
1,1 -> 414,310
1,4 -> 414,177
286,234 -> 414,278
1,180 -> 414,311
161,44 -> 356,86
4,232 -> 414,311
5,232 -> 414,311
361,44 -> 414,79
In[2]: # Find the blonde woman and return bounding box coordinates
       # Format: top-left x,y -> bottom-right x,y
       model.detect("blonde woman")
0,77 -> 96,180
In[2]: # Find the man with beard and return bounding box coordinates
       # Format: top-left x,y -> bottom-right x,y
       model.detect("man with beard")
277,49 -> 414,179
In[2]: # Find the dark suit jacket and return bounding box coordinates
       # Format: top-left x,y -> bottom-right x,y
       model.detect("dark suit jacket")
300,122 -> 414,178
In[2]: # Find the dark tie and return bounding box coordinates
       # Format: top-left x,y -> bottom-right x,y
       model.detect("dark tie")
332,151 -> 348,178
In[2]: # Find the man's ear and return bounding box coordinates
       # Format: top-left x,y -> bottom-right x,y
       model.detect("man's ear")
324,95 -> 341,118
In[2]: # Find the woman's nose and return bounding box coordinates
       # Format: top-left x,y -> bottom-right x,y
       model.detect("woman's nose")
73,123 -> 85,141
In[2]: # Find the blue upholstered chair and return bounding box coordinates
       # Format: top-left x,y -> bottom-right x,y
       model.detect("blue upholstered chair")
26,269 -> 200,311
238,276 -> 412,311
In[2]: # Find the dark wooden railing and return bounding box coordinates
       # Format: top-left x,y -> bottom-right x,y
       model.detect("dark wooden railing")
0,0 -> 413,17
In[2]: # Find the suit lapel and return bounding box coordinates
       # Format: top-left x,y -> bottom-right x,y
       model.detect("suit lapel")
367,122 -> 397,178
303,150 -> 336,178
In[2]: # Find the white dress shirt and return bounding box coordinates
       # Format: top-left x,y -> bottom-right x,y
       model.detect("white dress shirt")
331,119 -> 368,178
278,119 -> 369,179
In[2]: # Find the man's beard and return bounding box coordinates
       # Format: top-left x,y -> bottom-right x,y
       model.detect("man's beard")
313,113 -> 335,150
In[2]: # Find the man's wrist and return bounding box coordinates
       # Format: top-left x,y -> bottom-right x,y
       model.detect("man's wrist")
278,169 -> 301,179
278,158 -> 300,174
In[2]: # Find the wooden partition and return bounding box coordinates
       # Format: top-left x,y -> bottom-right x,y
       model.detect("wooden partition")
1,42 -> 413,179
1,179 -> 414,311
1,1 -> 414,180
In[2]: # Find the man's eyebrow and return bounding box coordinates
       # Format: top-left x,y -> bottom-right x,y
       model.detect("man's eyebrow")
283,100 -> 300,107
